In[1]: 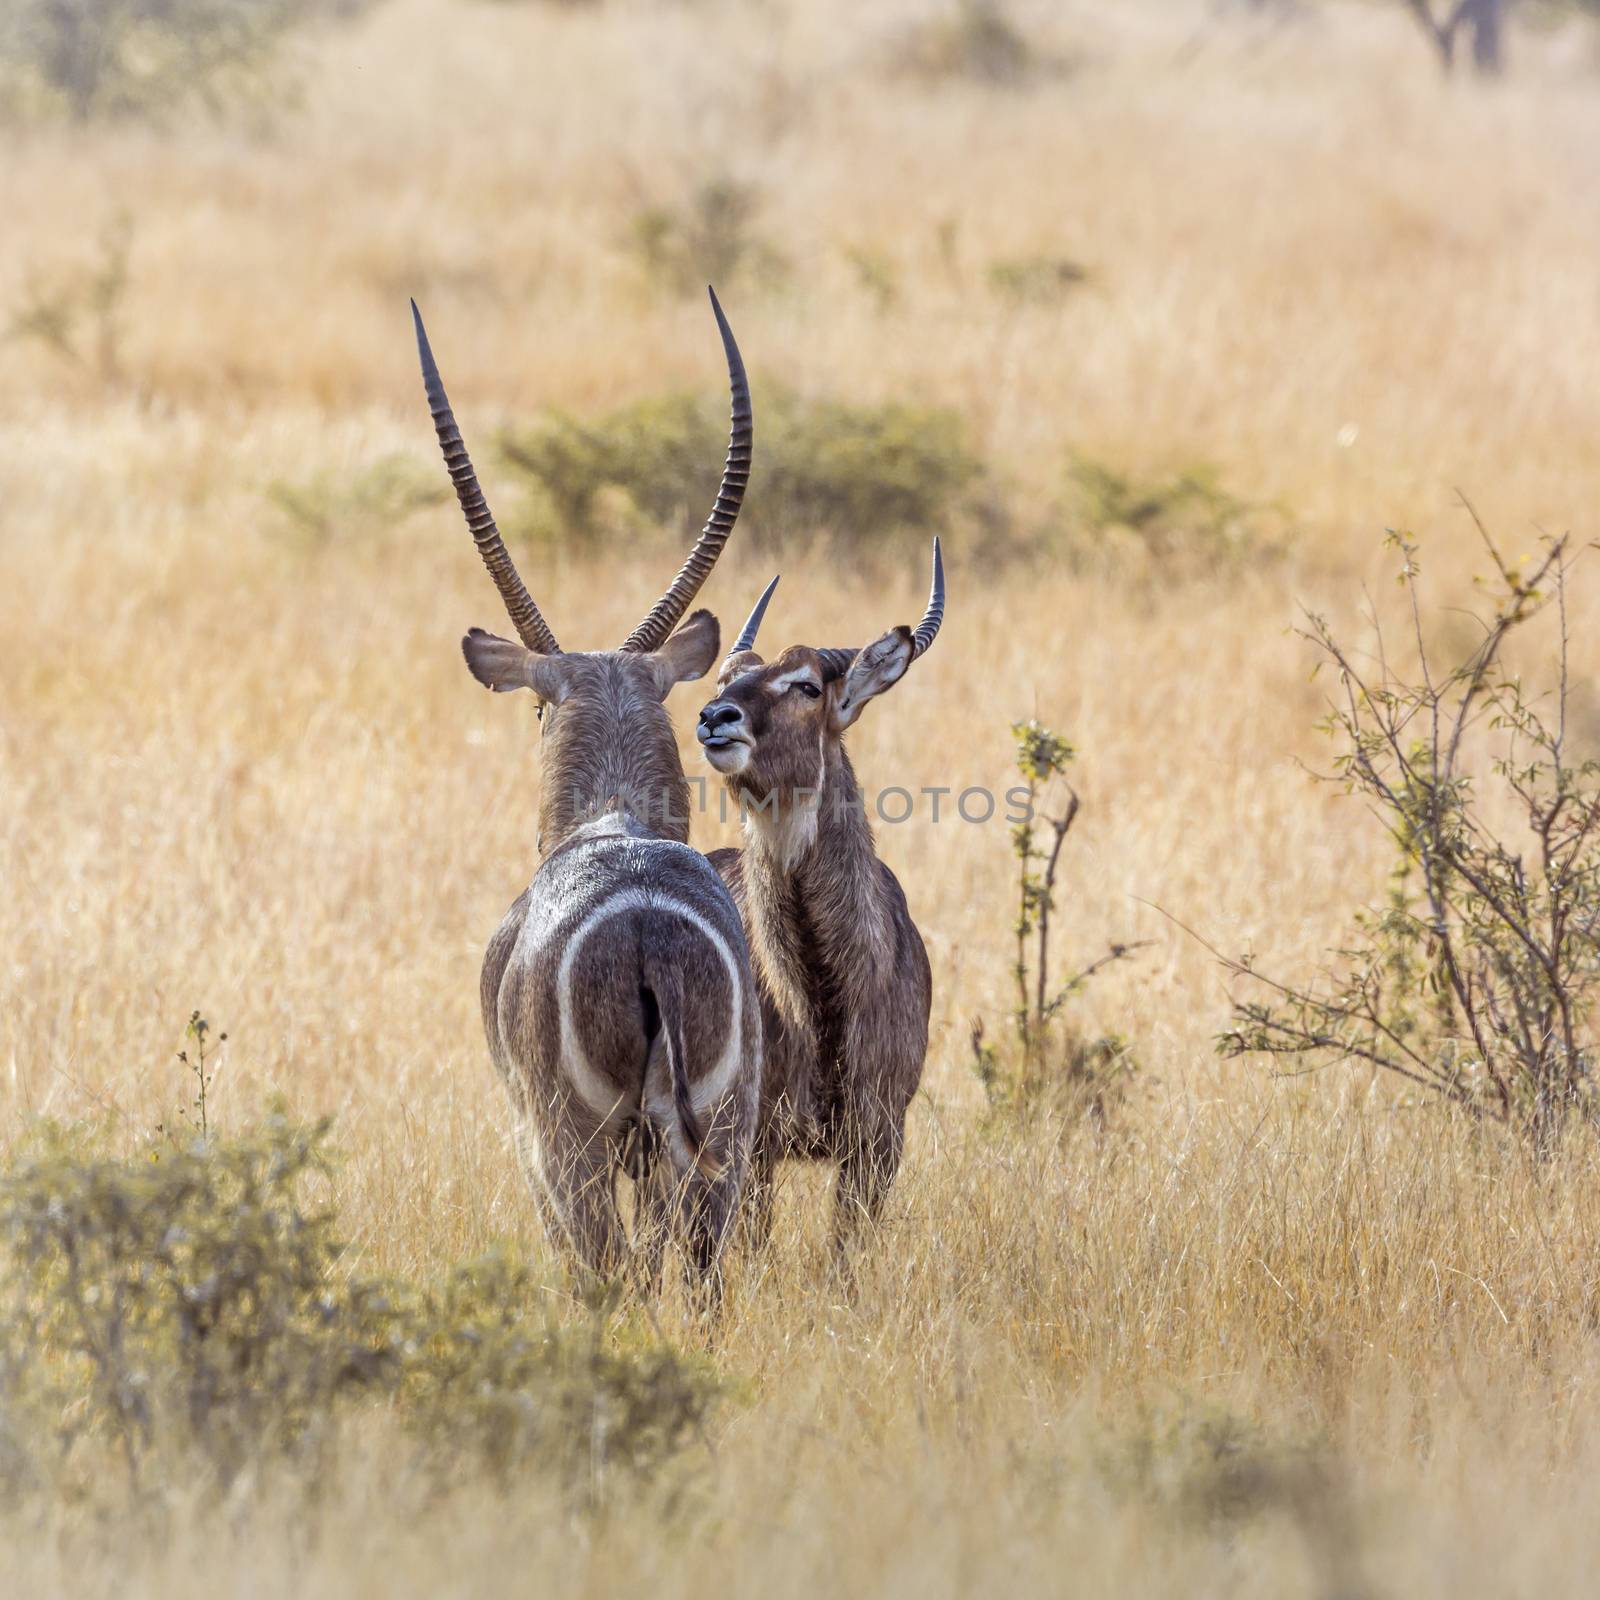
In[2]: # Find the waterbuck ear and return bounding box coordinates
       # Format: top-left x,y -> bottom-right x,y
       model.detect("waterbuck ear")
461,628 -> 571,702
644,609 -> 721,699
831,625 -> 913,732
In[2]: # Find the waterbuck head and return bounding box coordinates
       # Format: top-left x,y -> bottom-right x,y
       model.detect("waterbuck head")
696,541 -> 945,842
414,289 -> 752,853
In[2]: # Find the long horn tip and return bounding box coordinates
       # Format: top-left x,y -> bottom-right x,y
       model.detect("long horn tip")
729,572 -> 780,655
706,284 -> 728,338
705,284 -> 744,376
411,299 -> 439,380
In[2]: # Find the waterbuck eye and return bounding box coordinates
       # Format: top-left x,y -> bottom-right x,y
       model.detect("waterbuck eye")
792,681 -> 822,700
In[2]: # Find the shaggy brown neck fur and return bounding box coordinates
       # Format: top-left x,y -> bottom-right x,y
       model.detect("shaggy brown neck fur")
536,657 -> 692,854
738,744 -> 896,1051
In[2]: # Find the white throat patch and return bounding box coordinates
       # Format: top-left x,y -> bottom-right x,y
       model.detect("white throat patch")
743,752 -> 826,873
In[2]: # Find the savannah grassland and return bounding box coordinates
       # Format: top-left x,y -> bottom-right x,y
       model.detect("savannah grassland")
5,0 -> 1600,1594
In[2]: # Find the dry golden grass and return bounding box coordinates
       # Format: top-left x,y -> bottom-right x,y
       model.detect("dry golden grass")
6,0 -> 1600,1592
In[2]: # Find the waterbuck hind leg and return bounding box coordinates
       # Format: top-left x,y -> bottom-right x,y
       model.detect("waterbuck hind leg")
630,1126 -> 674,1299
512,1112 -> 573,1261
675,1103 -> 754,1319
541,1126 -> 628,1284
680,1174 -> 735,1321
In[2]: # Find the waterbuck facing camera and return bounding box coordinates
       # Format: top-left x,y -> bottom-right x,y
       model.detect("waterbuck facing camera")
696,542 -> 944,1256
414,289 -> 763,1292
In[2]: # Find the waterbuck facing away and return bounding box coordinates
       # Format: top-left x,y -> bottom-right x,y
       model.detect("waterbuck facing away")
695,542 -> 944,1254
413,290 -> 763,1288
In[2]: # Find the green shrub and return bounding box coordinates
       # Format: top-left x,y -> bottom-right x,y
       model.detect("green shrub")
499,385 -> 988,554
266,453 -> 449,549
1106,1402 -> 1368,1596
0,1117 -> 721,1514
0,1115 -> 393,1499
406,1253 -> 716,1494
887,0 -> 1069,88
987,253 -> 1089,307
1060,452 -> 1293,572
768,391 -> 984,546
6,215 -> 133,388
628,177 -> 789,300
841,244 -> 901,315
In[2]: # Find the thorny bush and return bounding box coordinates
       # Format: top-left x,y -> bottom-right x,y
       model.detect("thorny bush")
1223,522 -> 1600,1154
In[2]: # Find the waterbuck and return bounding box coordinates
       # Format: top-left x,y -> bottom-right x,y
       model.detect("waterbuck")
694,543 -> 944,1253
413,290 -> 763,1287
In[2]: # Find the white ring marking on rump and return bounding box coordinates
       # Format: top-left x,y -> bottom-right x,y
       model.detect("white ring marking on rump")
550,889 -> 744,1120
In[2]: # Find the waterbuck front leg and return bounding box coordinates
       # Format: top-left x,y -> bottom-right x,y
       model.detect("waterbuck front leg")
831,1101 -> 906,1263
736,1143 -> 779,1256
830,1013 -> 922,1263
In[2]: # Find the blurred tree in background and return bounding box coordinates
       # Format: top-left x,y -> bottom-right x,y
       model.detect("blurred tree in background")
1233,1 -> 1600,81
0,0 -> 379,122
1396,0 -> 1600,78
1403,0 -> 1506,74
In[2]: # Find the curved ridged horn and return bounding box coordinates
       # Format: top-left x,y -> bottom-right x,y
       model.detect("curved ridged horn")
910,536 -> 945,659
815,539 -> 945,681
621,286 -> 752,653
729,574 -> 779,656
412,300 -> 560,656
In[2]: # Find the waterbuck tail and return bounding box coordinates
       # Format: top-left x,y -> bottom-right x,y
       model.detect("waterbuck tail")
648,965 -> 727,1183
